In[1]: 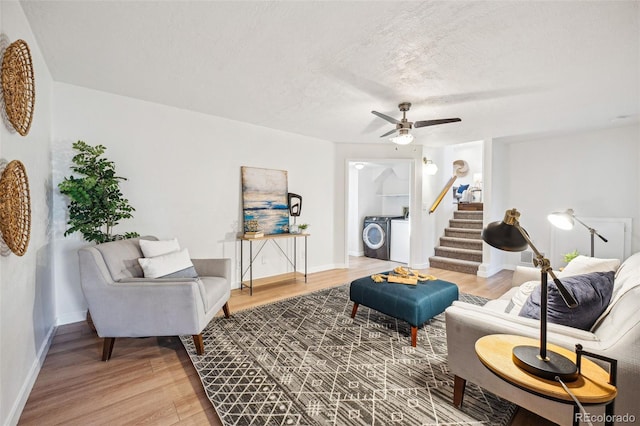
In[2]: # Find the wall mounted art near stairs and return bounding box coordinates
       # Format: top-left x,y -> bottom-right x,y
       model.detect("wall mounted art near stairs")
430,209 -> 483,274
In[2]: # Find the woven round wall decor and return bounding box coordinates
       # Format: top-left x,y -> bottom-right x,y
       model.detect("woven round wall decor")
0,160 -> 31,256
1,39 -> 35,136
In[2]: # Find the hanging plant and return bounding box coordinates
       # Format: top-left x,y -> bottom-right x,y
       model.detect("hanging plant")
58,141 -> 139,244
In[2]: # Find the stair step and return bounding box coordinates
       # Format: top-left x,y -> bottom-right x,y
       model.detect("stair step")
440,236 -> 483,250
444,227 -> 482,239
435,246 -> 483,262
429,256 -> 480,275
449,219 -> 483,229
454,210 -> 484,220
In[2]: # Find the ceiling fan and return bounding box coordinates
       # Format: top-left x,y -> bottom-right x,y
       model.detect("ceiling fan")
371,102 -> 461,145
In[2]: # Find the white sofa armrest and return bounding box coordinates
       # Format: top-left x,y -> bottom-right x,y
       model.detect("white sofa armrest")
511,265 -> 562,287
511,266 -> 540,286
448,301 -> 599,341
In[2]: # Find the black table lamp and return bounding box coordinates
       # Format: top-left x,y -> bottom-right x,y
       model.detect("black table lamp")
483,208 -> 579,382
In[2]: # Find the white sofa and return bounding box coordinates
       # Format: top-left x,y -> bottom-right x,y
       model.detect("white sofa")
446,253 -> 640,425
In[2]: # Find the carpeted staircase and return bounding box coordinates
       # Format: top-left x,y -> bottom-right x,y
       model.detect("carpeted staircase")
430,210 -> 483,274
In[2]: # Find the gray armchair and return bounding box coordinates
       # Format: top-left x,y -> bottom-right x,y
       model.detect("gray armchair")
78,236 -> 231,361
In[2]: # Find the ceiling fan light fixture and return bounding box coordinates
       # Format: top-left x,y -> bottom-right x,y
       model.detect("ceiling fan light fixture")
390,130 -> 414,145
372,102 -> 461,145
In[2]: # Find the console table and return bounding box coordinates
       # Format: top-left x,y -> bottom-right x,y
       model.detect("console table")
475,334 -> 617,426
239,233 -> 309,295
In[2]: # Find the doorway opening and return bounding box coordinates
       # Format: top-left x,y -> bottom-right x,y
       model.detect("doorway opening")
346,160 -> 413,269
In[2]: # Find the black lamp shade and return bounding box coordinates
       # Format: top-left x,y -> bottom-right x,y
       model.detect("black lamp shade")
482,220 -> 529,252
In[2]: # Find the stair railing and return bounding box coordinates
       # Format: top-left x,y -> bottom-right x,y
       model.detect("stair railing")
429,175 -> 457,214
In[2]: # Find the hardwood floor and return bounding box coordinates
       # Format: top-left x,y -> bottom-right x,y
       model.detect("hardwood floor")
18,257 -> 552,425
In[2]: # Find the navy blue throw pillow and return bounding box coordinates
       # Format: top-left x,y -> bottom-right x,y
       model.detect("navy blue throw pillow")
518,271 -> 614,331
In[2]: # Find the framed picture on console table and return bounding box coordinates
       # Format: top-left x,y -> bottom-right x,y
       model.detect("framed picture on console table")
241,166 -> 289,235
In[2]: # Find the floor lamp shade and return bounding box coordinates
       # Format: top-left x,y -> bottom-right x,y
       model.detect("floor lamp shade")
547,208 -> 608,257
547,209 -> 574,230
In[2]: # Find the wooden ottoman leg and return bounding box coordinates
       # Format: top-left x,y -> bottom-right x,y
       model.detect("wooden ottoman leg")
453,375 -> 467,408
351,303 -> 359,318
411,326 -> 417,347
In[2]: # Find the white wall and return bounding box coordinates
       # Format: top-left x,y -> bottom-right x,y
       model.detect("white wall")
482,124 -> 640,273
51,83 -> 336,325
0,2 -> 55,424
379,163 -> 410,215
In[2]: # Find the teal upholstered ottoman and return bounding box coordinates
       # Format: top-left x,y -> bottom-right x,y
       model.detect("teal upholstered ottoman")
350,273 -> 459,347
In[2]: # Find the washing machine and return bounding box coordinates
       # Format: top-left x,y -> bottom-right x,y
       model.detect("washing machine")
362,216 -> 402,260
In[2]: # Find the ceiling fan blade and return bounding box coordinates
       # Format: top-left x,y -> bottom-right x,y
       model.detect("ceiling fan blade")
414,118 -> 462,128
379,128 -> 398,138
372,110 -> 401,125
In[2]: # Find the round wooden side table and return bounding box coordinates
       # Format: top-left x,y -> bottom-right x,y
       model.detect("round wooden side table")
475,334 -> 617,426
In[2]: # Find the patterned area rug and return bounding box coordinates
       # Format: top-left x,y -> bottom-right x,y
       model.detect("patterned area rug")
181,285 -> 516,426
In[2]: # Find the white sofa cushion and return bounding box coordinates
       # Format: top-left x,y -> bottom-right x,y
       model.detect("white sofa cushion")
591,251 -> 640,330
504,280 -> 539,314
557,255 -> 620,278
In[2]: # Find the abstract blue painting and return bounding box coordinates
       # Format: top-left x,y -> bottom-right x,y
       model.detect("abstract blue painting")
241,166 -> 289,234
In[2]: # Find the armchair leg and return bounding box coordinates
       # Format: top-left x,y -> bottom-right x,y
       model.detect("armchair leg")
193,334 -> 205,355
102,338 -> 115,361
222,302 -> 231,318
453,375 -> 466,408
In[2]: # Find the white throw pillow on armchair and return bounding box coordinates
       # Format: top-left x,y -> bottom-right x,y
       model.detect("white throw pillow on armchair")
138,248 -> 197,278
139,238 -> 180,258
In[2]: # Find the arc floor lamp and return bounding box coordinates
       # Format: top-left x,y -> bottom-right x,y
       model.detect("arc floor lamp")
548,209 -> 608,257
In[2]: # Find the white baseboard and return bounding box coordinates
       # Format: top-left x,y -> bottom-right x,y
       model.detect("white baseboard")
56,309 -> 87,326
7,323 -> 56,426
477,262 -> 514,278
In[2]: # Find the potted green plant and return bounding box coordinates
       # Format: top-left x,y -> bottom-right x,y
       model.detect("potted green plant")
563,249 -> 580,264
58,141 -> 139,244
297,223 -> 309,233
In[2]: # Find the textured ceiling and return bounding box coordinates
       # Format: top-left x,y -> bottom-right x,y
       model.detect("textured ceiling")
20,1 -> 640,146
